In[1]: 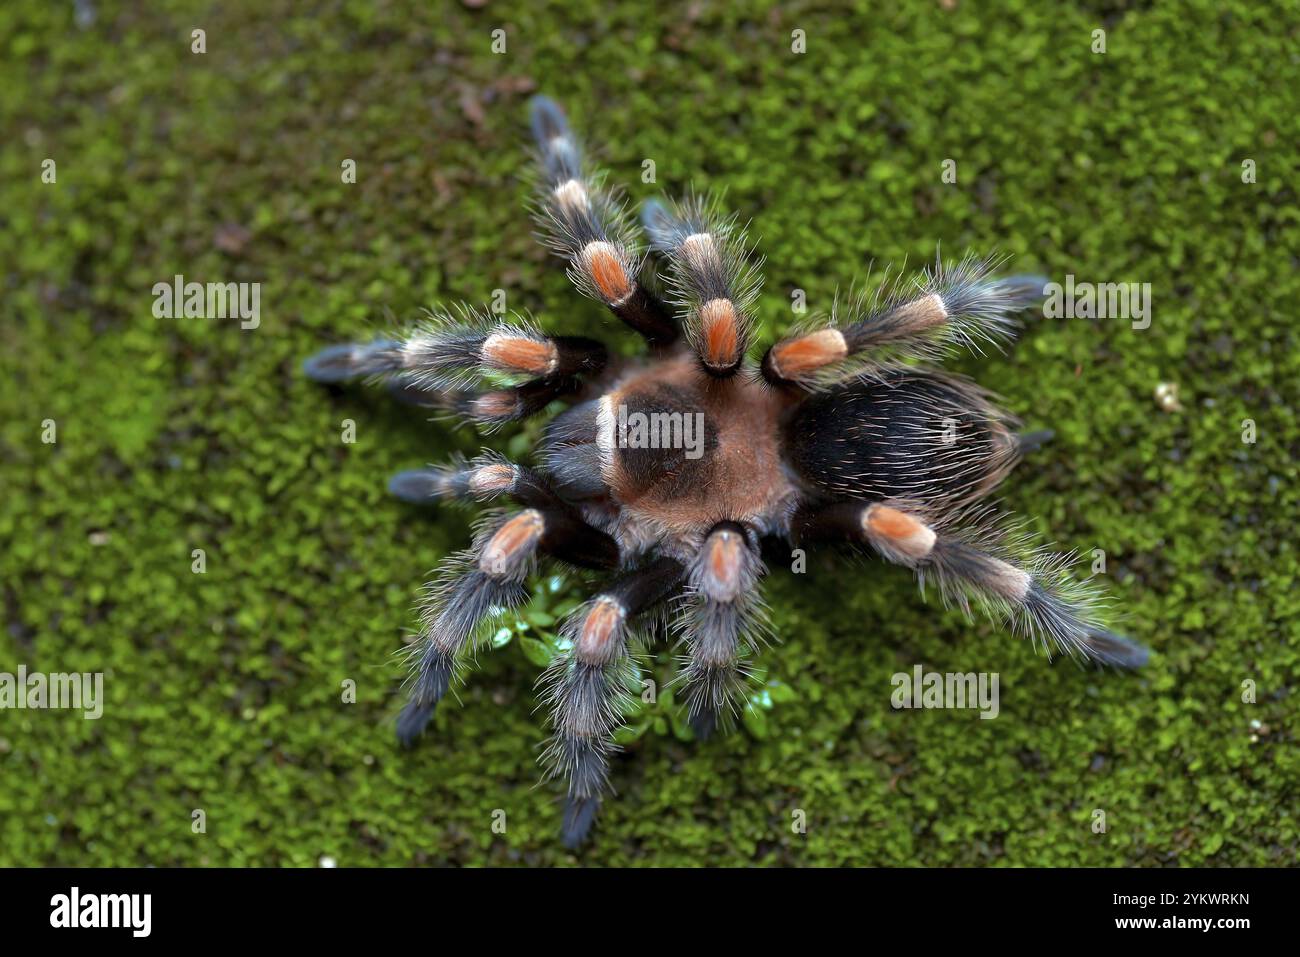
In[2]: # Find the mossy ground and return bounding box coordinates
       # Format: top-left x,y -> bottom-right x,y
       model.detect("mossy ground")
1,0 -> 1296,866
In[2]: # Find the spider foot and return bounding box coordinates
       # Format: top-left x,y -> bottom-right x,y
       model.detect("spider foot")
561,795 -> 601,849
689,708 -> 717,741
302,340 -> 399,383
1083,629 -> 1151,670
396,700 -> 438,748
1016,429 -> 1056,455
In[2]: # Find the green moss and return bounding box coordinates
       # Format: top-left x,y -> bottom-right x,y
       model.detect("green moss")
0,0 -> 1296,866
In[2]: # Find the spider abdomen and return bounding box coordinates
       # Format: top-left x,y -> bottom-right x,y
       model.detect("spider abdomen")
786,369 -> 1020,508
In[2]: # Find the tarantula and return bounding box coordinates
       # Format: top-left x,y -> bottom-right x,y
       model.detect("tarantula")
304,96 -> 1149,848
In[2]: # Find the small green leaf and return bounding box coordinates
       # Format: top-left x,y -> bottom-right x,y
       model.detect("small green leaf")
519,637 -> 555,667
613,721 -> 648,745
766,680 -> 797,703
490,627 -> 513,649
670,711 -> 695,742
525,609 -> 556,628
743,703 -> 769,739
507,432 -> 531,459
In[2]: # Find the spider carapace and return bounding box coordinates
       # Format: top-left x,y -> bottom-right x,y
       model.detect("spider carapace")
305,96 -> 1148,848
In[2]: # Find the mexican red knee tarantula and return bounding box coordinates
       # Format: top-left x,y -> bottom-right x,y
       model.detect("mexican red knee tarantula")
305,96 -> 1148,848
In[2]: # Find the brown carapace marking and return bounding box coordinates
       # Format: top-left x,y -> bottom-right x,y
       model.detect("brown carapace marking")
699,298 -> 741,368
890,292 -> 948,332
479,509 -> 545,576
863,505 -> 936,561
472,391 -> 519,421
482,334 -> 557,376
770,328 -> 848,379
468,462 -> 516,497
576,597 -> 625,664
702,529 -> 743,602
603,353 -> 799,533
583,241 -> 632,303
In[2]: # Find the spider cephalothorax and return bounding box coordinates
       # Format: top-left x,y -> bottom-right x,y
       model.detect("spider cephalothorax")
304,96 -> 1148,847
